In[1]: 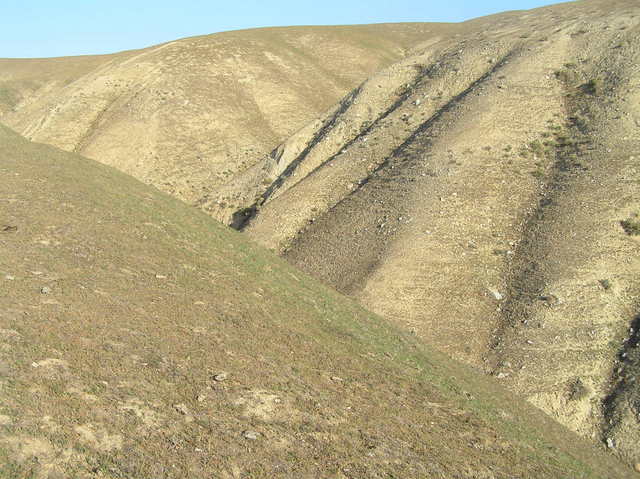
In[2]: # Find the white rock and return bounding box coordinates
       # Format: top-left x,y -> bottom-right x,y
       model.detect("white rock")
242,430 -> 260,440
213,373 -> 228,382
490,289 -> 504,301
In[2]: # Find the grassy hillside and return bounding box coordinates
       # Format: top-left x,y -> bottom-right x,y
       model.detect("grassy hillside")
0,123 -> 634,477
225,0 -> 640,464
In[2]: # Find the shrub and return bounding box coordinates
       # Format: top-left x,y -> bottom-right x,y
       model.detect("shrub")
621,218 -> 640,235
582,78 -> 603,95
599,279 -> 612,290
568,378 -> 590,401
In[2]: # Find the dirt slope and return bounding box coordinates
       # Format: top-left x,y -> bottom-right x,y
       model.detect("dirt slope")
228,0 -> 640,465
0,24 -> 448,211
1,124 -> 633,477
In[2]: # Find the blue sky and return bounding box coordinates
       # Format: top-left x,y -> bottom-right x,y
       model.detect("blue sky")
1,0 -> 562,58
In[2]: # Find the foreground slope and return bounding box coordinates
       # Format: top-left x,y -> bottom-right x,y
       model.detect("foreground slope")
0,24 -> 446,210
228,0 -> 640,463
0,124 -> 633,477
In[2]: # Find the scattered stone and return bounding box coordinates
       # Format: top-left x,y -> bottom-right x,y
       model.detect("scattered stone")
1,225 -> 17,233
213,373 -> 228,382
40,286 -> 51,294
606,437 -> 615,449
496,372 -> 509,379
489,289 -> 504,301
174,403 -> 190,415
31,358 -> 69,371
155,274 -> 167,279
330,376 -> 344,382
5,275 -> 14,280
197,394 -> 207,402
0,414 -> 12,426
242,430 -> 260,440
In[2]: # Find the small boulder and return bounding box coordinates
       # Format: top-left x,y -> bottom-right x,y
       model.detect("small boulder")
242,430 -> 260,440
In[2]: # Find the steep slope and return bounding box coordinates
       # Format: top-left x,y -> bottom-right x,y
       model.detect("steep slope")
227,0 -> 640,465
0,124 -> 634,477
0,24 -> 448,211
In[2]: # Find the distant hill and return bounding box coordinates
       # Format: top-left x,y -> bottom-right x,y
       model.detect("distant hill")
0,24 -> 449,209
224,0 -> 640,465
0,124 -> 633,477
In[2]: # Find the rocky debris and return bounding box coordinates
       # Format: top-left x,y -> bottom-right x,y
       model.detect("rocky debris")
40,286 -> 51,294
5,275 -> 15,280
242,430 -> 260,440
606,437 -> 615,449
330,376 -> 344,382
1,225 -> 17,233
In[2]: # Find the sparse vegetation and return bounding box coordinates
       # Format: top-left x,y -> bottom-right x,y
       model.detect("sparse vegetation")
582,78 -> 604,95
0,87 -> 20,110
620,217 -> 640,235
569,378 -> 591,401
531,168 -> 545,179
529,140 -> 545,156
599,279 -> 612,290
555,68 -> 580,86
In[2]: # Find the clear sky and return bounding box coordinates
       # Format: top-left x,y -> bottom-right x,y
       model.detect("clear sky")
1,0 -> 563,58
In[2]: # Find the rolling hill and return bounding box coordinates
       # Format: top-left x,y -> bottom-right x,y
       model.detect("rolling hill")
0,24 -> 449,210
0,124 -> 635,477
222,0 -> 640,465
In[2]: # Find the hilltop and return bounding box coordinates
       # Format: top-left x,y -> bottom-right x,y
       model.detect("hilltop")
0,24 -> 447,209
0,125 -> 634,477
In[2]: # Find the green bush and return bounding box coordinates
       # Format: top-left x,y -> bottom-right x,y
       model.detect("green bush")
582,78 -> 603,95
620,218 -> 640,235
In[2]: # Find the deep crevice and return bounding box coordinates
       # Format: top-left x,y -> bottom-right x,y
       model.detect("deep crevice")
230,85 -> 364,230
